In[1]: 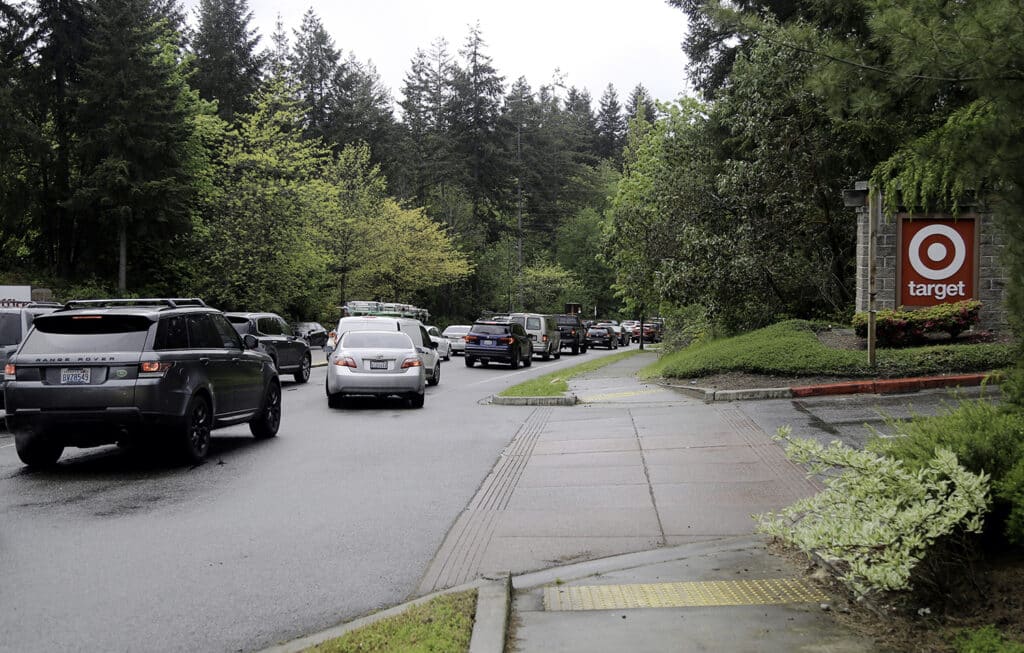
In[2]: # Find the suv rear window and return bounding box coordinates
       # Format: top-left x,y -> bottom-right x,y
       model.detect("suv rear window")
472,324 -> 510,336
20,314 -> 152,354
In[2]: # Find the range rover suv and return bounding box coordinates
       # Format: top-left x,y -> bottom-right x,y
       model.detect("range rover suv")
3,298 -> 281,467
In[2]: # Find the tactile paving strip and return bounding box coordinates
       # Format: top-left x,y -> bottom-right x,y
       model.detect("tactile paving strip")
544,578 -> 828,611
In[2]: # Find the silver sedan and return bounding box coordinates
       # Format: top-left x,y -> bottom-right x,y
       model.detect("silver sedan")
441,325 -> 471,355
326,330 -> 426,408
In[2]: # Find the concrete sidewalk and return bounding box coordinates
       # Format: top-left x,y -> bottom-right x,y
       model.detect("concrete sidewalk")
449,352 -> 876,652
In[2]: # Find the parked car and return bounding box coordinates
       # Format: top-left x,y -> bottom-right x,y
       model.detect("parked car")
293,321 -> 328,348
621,320 -> 640,342
464,320 -> 532,369
3,298 -> 281,467
0,301 -> 62,410
324,330 -> 425,408
442,325 -> 471,355
598,322 -> 630,347
586,325 -> 619,349
504,313 -> 561,360
327,315 -> 440,386
226,312 -> 311,383
425,325 -> 451,361
555,314 -> 588,355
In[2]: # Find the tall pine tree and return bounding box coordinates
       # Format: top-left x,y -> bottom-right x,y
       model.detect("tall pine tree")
191,0 -> 262,123
595,83 -> 625,163
289,8 -> 338,142
449,23 -> 505,236
73,0 -> 192,291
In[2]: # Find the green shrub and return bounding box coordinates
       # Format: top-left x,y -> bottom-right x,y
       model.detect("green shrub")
757,429 -> 989,598
852,300 -> 982,346
953,625 -> 1024,653
870,399 -> 1024,545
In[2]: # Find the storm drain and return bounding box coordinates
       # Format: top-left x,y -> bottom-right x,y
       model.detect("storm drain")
543,578 -> 828,611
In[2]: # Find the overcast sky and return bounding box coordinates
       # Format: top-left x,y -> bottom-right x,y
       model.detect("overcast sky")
186,0 -> 691,107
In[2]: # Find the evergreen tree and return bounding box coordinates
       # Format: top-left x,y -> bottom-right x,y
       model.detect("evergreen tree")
72,0 -> 193,291
564,86 -> 598,159
289,8 -> 339,141
191,0 -> 262,123
0,1 -> 36,266
398,37 -> 456,203
266,12 -> 288,78
626,83 -> 658,125
448,23 -> 506,234
595,83 -> 625,162
29,0 -> 89,277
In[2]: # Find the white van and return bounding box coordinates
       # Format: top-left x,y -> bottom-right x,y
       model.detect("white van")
504,313 -> 562,360
327,316 -> 441,385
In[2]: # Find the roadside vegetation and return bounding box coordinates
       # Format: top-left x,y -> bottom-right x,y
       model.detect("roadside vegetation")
303,589 -> 476,653
641,320 -> 1012,381
499,349 -> 644,397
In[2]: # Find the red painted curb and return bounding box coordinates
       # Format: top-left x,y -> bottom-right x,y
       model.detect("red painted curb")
791,373 -> 994,398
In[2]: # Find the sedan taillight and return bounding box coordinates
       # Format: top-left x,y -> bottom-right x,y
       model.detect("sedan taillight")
334,356 -> 357,368
401,357 -> 422,369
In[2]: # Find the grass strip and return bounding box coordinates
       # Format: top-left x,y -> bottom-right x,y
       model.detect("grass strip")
642,320 -> 1013,380
499,349 -> 644,397
303,589 -> 477,653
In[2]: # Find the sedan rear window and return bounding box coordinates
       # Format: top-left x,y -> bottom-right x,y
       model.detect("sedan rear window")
341,332 -> 413,349
20,314 -> 152,354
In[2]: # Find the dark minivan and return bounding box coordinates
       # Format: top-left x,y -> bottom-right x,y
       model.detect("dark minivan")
3,298 -> 281,467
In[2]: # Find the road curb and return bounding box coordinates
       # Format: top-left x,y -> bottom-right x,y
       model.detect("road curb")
661,372 -> 999,403
489,394 -> 577,406
469,574 -> 511,653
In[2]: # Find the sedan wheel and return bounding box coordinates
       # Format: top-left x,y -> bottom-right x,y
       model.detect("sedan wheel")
428,361 -> 441,386
249,381 -> 281,439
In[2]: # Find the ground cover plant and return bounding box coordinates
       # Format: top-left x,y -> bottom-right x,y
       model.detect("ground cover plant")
304,589 -> 476,653
498,349 -> 643,397
642,320 -> 1012,381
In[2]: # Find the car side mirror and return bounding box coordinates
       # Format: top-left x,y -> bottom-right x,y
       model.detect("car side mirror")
243,334 -> 259,350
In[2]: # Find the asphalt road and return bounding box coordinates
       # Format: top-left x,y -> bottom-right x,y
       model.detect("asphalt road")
0,345 -> 618,653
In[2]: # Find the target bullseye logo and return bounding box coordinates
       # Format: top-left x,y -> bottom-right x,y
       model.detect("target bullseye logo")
908,225 -> 966,280
901,218 -> 974,305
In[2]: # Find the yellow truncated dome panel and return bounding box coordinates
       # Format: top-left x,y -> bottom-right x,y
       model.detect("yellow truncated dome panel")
543,578 -> 829,611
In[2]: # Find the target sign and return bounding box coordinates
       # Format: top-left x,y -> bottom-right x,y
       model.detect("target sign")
900,218 -> 975,306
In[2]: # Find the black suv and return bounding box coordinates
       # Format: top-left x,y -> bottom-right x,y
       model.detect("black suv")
0,301 -> 62,409
3,298 -> 281,467
555,314 -> 588,355
225,312 -> 311,383
464,320 -> 533,369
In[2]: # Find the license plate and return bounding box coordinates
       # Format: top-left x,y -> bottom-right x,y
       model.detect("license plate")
369,360 -> 388,370
61,368 -> 91,384
483,339 -> 494,346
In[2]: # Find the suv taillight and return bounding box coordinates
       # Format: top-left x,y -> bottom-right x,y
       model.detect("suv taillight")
499,337 -> 514,345
4,363 -> 14,379
139,361 -> 173,378
465,335 -> 479,344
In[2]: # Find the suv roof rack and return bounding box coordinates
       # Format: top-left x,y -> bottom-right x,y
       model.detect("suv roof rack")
63,298 -> 208,310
